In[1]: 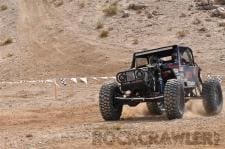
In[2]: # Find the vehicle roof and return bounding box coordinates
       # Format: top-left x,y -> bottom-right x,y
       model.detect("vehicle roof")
134,45 -> 191,57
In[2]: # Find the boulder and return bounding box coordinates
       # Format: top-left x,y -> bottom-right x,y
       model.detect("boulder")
128,3 -> 147,10
211,7 -> 225,17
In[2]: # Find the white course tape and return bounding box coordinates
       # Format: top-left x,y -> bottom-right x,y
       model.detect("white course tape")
80,78 -> 88,84
71,78 -> 78,84
207,74 -> 225,83
0,74 -> 222,85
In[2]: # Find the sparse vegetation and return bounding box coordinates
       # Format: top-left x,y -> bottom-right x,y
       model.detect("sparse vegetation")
6,53 -> 13,58
112,125 -> 121,131
215,0 -> 225,5
99,30 -> 109,38
103,3 -> 118,16
96,21 -> 103,29
54,0 -> 63,7
0,5 -> 8,11
133,38 -> 138,44
0,37 -> 13,46
176,30 -> 189,38
179,13 -> 186,17
79,1 -> 85,8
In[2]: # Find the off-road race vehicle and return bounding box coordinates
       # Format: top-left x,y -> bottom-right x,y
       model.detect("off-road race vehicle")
99,45 -> 223,120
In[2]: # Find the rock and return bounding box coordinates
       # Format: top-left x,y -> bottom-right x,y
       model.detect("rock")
26,134 -> 33,138
180,13 -> 186,17
128,3 -> 147,10
192,18 -> 202,24
215,0 -> 225,4
145,11 -> 154,19
152,10 -> 158,15
198,27 -> 208,32
196,0 -> 214,5
121,10 -> 129,18
211,7 -> 225,17
196,0 -> 216,10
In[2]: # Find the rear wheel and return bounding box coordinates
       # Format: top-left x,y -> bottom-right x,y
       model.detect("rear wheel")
99,81 -> 123,121
146,102 -> 164,115
164,79 -> 185,120
202,79 -> 223,115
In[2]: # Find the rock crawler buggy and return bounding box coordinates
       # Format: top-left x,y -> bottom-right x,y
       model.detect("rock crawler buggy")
99,45 -> 223,120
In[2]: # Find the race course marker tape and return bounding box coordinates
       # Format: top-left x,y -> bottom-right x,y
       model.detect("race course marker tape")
0,74 -> 223,85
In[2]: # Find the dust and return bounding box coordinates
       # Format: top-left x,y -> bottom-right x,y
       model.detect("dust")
122,100 -> 208,119
185,100 -> 206,118
122,103 -> 149,119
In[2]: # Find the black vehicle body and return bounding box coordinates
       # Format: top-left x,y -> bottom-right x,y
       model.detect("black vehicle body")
116,45 -> 201,105
99,45 -> 223,120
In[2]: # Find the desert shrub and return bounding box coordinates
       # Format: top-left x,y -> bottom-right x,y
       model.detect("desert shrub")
133,38 -> 138,44
103,3 -> 118,16
0,5 -> 8,11
176,30 -> 189,38
0,38 -> 13,46
99,30 -> 109,38
96,21 -> 103,29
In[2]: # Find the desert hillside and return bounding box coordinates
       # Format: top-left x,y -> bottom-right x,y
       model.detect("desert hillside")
0,0 -> 225,80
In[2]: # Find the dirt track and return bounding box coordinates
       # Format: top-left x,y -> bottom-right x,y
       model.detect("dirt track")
0,0 -> 225,148
0,81 -> 224,148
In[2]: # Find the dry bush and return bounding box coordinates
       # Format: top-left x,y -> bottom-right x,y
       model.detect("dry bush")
218,21 -> 225,26
215,0 -> 225,4
0,5 -> 8,11
54,0 -> 63,7
176,30 -> 189,38
96,21 -> 103,29
79,1 -> 85,8
0,38 -> 13,46
103,3 -> 118,16
99,30 -> 109,38
133,38 -> 138,44
6,53 -> 13,58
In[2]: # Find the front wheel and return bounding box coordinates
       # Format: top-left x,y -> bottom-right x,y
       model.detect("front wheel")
164,79 -> 185,120
99,81 -> 123,121
202,79 -> 223,115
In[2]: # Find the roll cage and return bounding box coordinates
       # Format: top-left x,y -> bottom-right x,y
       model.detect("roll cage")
131,45 -> 195,68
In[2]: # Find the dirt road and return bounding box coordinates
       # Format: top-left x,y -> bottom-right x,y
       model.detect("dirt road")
0,80 -> 224,148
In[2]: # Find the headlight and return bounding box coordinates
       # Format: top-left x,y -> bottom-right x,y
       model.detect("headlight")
116,72 -> 126,83
135,69 -> 145,80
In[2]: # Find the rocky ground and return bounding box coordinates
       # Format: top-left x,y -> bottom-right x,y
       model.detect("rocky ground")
0,0 -> 225,148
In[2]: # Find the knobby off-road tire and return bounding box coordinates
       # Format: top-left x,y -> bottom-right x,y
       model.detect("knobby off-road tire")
146,102 -> 164,115
202,79 -> 223,115
99,81 -> 123,121
164,79 -> 185,120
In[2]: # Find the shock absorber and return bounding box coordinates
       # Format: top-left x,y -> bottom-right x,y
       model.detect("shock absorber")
158,73 -> 164,94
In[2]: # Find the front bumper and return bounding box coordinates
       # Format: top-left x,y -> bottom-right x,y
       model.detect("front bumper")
115,95 -> 164,102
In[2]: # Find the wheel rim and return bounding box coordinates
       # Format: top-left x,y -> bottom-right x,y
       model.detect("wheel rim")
157,102 -> 165,112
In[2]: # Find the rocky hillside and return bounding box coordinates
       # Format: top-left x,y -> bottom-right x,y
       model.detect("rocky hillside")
0,0 -> 225,80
